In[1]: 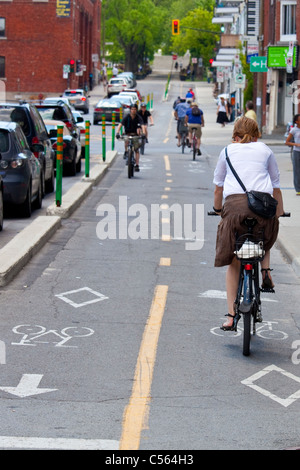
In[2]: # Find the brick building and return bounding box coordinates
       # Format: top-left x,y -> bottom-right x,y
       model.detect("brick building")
0,0 -> 101,100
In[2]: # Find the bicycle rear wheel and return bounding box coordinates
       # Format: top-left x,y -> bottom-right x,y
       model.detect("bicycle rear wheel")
192,135 -> 196,160
243,312 -> 251,356
242,270 -> 252,356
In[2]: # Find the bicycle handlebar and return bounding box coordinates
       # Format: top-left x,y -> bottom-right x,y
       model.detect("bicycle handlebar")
207,210 -> 291,217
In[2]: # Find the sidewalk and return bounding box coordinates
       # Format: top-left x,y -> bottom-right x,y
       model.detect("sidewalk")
195,81 -> 300,278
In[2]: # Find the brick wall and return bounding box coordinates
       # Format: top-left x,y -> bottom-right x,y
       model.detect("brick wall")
0,0 -> 101,98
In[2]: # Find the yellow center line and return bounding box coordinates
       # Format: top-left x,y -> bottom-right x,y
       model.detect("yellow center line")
163,155 -> 170,171
159,257 -> 171,266
119,285 -> 168,450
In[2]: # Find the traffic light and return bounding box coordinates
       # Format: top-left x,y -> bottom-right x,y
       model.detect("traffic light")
172,19 -> 180,35
76,59 -> 81,73
209,58 -> 214,65
69,59 -> 75,73
220,24 -> 225,33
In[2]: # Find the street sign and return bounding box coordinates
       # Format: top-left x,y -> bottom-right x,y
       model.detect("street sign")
250,56 -> 268,72
235,73 -> 246,88
267,46 -> 297,68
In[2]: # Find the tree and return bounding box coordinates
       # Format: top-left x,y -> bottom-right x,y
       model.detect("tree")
103,0 -> 167,71
170,7 -> 220,68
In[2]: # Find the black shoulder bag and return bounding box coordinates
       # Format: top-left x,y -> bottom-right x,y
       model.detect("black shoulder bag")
225,147 -> 278,219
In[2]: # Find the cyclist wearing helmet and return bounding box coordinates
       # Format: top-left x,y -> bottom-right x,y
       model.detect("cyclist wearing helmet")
137,102 -> 154,143
116,104 -> 145,172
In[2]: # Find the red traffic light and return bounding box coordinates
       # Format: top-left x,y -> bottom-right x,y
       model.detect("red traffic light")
172,19 -> 180,35
70,59 -> 75,65
209,58 -> 214,65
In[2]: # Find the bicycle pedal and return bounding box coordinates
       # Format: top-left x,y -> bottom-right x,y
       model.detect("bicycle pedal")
260,287 -> 275,293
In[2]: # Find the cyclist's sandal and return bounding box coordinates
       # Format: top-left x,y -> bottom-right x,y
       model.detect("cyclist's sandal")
261,268 -> 275,293
220,313 -> 241,332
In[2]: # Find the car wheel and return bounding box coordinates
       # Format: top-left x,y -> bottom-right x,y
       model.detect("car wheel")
33,175 -> 43,210
45,164 -> 55,193
76,155 -> 82,173
41,168 -> 46,198
20,183 -> 32,218
0,188 -> 3,231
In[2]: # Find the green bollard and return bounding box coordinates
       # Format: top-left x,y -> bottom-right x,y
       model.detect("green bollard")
102,114 -> 106,162
56,125 -> 64,207
119,107 -> 123,135
85,120 -> 90,178
111,111 -> 116,150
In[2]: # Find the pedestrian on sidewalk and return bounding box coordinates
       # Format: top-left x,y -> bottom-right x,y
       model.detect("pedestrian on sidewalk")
216,96 -> 229,127
285,113 -> 300,195
245,100 -> 257,122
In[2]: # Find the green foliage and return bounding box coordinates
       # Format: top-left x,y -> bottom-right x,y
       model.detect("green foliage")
102,0 -> 219,70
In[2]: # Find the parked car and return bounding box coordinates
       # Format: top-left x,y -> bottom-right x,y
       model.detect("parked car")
107,77 -> 128,97
43,96 -> 75,109
35,101 -> 79,139
93,98 -> 127,125
117,72 -> 136,88
62,89 -> 90,114
43,119 -> 81,176
0,173 -> 3,230
0,121 -> 43,217
0,102 -> 55,195
114,95 -> 135,111
123,88 -> 142,101
71,110 -> 85,157
118,91 -> 140,107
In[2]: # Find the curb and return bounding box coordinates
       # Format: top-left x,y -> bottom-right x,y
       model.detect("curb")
0,150 -> 118,287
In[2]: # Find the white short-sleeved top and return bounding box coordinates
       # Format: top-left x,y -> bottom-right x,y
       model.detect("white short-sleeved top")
213,142 -> 280,199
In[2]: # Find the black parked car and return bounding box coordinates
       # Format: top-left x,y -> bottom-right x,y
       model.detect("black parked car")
44,119 -> 82,176
0,121 -> 43,217
0,173 -> 3,231
35,101 -> 79,139
0,102 -> 55,196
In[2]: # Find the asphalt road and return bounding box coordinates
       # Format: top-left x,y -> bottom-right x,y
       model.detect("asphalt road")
0,78 -> 299,451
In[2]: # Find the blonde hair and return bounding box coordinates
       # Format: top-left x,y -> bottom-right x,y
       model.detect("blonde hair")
232,116 -> 261,143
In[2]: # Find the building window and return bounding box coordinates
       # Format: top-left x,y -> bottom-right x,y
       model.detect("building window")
281,1 -> 296,40
0,18 -> 5,37
0,57 -> 5,78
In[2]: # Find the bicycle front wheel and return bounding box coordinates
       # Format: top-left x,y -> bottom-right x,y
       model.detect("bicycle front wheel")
128,148 -> 134,178
140,138 -> 145,155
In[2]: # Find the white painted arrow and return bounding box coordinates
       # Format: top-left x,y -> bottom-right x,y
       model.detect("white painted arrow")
0,374 -> 57,398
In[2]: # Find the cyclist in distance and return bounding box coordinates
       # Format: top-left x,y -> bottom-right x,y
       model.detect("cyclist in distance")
184,102 -> 204,155
212,117 -> 284,330
174,97 -> 190,147
116,104 -> 145,172
137,102 -> 154,143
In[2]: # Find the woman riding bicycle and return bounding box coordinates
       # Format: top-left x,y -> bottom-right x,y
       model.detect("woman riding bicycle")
212,117 -> 284,330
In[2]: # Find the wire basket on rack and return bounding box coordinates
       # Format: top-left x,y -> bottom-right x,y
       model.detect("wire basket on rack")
234,233 -> 265,261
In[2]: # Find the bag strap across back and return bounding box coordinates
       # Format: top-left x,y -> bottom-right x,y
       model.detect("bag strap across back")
225,147 -> 247,193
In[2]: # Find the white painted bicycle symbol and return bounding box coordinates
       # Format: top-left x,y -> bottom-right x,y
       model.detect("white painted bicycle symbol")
11,324 -> 94,348
211,320 -> 288,340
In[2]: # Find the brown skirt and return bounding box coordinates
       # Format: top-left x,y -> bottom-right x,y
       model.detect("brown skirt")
214,194 -> 279,267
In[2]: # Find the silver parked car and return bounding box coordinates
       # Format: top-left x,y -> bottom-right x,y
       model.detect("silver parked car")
62,89 -> 90,114
107,77 -> 128,97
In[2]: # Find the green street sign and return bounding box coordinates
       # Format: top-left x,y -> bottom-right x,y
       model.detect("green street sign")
250,56 -> 268,72
267,46 -> 296,68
